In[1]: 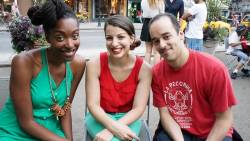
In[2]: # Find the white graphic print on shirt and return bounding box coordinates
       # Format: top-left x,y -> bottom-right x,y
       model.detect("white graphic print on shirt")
163,81 -> 193,128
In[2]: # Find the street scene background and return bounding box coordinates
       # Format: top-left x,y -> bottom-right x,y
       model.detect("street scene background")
0,23 -> 250,140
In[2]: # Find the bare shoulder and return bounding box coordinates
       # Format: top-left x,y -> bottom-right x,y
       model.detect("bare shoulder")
86,56 -> 100,76
141,60 -> 152,73
71,54 -> 86,68
86,56 -> 99,69
10,49 -> 42,79
11,50 -> 37,70
139,60 -> 152,79
70,54 -> 86,75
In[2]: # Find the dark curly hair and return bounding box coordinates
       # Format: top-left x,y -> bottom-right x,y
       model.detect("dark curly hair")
27,0 -> 78,34
104,15 -> 141,50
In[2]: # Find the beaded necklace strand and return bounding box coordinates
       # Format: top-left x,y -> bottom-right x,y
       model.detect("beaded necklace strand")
46,50 -> 71,120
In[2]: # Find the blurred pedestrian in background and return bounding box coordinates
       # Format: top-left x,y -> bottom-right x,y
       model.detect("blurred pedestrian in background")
228,26 -> 250,79
181,0 -> 207,51
164,0 -> 184,20
140,0 -> 165,64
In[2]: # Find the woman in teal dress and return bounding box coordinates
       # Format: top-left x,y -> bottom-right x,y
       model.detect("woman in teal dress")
0,0 -> 86,140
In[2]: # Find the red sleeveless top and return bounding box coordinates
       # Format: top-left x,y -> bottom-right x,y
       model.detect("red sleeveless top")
99,52 -> 143,113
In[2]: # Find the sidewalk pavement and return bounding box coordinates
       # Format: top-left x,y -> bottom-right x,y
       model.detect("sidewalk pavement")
0,22 -> 143,32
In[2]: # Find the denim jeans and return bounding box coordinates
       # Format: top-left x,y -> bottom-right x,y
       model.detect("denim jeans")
231,49 -> 249,64
185,38 -> 203,51
153,124 -> 232,141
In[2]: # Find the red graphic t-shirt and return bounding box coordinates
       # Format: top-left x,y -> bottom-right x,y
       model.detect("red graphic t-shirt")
152,50 -> 237,138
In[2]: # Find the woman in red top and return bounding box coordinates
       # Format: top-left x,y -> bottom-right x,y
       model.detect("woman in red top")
85,15 -> 152,141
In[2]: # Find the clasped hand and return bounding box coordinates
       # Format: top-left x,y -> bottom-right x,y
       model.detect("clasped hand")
94,122 -> 140,141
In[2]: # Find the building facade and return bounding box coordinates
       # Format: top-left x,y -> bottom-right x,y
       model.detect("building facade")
1,0 -> 14,13
75,0 -> 141,21
230,0 -> 250,15
1,0 -> 142,22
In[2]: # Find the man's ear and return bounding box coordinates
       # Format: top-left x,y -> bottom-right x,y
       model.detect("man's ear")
178,31 -> 185,41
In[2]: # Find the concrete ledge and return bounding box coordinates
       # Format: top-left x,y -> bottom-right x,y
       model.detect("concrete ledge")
0,28 -> 9,32
0,63 -> 11,68
0,22 -> 142,32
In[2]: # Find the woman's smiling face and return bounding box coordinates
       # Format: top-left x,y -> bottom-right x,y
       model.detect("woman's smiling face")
46,18 -> 80,61
105,25 -> 134,58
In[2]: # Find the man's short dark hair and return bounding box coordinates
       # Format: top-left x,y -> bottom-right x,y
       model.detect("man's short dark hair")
148,13 -> 180,33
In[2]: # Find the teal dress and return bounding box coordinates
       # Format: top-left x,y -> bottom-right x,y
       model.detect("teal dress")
0,48 -> 73,140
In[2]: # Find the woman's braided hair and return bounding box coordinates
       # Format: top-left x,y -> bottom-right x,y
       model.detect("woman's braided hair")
27,0 -> 78,34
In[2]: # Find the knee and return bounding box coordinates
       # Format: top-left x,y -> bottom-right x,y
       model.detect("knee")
153,129 -> 172,141
223,136 -> 232,141
239,55 -> 249,63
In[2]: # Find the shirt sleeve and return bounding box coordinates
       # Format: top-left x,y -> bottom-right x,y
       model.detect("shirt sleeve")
179,0 -> 184,18
188,4 -> 199,16
152,67 -> 166,107
159,2 -> 165,14
228,32 -> 239,44
207,64 -> 237,113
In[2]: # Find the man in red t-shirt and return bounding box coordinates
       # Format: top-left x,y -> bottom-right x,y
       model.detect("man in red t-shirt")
149,13 -> 237,141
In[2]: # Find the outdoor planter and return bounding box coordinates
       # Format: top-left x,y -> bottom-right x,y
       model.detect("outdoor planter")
204,40 -> 220,55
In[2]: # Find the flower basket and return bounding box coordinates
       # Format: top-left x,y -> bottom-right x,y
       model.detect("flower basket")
9,16 -> 47,53
204,22 -> 229,40
203,40 -> 220,55
203,21 -> 230,51
204,40 -> 219,48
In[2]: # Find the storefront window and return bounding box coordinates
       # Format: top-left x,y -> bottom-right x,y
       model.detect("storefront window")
128,0 -> 141,23
77,0 -> 89,21
95,0 -> 109,18
1,0 -> 13,12
94,0 -> 126,19
78,0 -> 88,14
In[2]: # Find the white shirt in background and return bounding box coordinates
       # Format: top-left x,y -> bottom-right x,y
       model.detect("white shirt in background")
229,31 -> 242,49
141,0 -> 165,18
185,2 -> 207,39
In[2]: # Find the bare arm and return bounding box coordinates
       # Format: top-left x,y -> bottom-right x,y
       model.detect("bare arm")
10,54 -> 67,141
229,42 -> 241,48
60,112 -> 72,141
117,62 -> 152,125
86,58 -> 144,140
61,55 -> 86,141
159,107 -> 184,141
181,12 -> 192,21
179,1 -> 184,19
85,59 -> 118,132
206,108 -> 233,141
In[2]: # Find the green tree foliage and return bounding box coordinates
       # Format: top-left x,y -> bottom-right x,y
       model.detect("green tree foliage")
206,0 -> 230,22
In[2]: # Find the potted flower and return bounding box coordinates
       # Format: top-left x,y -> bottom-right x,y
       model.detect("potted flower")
203,21 -> 230,48
9,16 -> 47,53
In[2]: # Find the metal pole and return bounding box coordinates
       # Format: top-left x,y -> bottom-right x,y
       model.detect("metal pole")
97,15 -> 101,27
